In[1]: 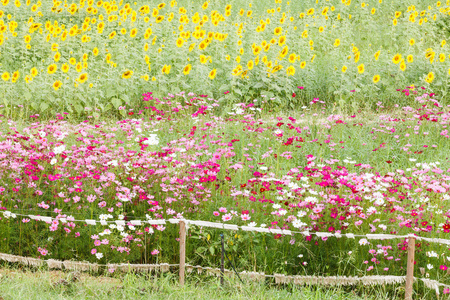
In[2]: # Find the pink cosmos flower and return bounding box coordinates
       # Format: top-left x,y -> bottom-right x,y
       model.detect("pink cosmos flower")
222,214 -> 232,222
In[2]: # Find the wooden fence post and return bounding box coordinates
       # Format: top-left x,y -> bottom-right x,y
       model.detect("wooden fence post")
405,236 -> 416,300
179,220 -> 186,286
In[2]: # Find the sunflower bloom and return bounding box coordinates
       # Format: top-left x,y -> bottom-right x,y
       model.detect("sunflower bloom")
373,75 -> 380,83
247,60 -> 254,70
53,80 -> 62,90
274,27 -> 282,35
425,72 -> 434,83
47,64 -> 57,74
209,69 -> 217,80
183,64 -> 192,75
400,61 -> 406,71
11,71 -> 20,83
374,50 -> 381,60
31,67 -> 38,77
176,38 -> 184,47
122,70 -> 133,79
2,72 -> 10,81
286,65 -> 295,76
357,64 -> 365,74
77,73 -> 88,83
392,54 -> 402,64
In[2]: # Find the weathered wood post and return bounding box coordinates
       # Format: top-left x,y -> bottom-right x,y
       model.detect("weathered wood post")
179,220 -> 186,286
405,236 -> 416,300
220,233 -> 225,286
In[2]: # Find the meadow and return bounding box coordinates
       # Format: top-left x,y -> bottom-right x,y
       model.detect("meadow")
1,0 -> 450,299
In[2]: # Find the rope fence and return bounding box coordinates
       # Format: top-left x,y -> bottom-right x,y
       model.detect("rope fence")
3,210 -> 450,245
2,210 -> 450,298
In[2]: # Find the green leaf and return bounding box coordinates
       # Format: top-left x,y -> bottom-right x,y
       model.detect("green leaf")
253,82 -> 264,89
209,245 -> 215,256
196,247 -> 206,254
24,91 -> 32,100
219,83 -> 229,91
111,97 -> 122,109
121,94 -> 130,104
74,104 -> 83,114
106,88 -> 116,98
40,102 -> 49,111
104,103 -> 112,111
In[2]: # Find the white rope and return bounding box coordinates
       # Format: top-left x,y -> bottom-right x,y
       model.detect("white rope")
0,251 -> 447,293
0,252 -> 177,272
2,210 -> 450,245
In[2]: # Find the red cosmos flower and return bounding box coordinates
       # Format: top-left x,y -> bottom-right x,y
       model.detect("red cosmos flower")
242,210 -> 249,215
292,93 -> 296,97
128,112 -> 134,115
443,224 -> 450,233
440,265 -> 448,271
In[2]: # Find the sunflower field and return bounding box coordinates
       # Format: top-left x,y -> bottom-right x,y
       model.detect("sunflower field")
0,0 -> 449,118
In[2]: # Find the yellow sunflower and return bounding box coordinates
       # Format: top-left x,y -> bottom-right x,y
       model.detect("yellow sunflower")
77,73 -> 88,83
209,68 -> 217,80
47,64 -> 57,74
1,72 -> 10,82
31,67 -> 38,77
183,64 -> 192,75
53,80 -> 62,90
373,75 -> 380,83
286,65 -> 295,76
392,54 -> 402,64
122,70 -> 133,79
357,64 -> 365,74
425,72 -> 434,83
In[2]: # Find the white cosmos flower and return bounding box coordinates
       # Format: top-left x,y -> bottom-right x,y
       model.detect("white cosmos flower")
53,145 -> 66,154
143,134 -> 159,145
359,238 -> 370,246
